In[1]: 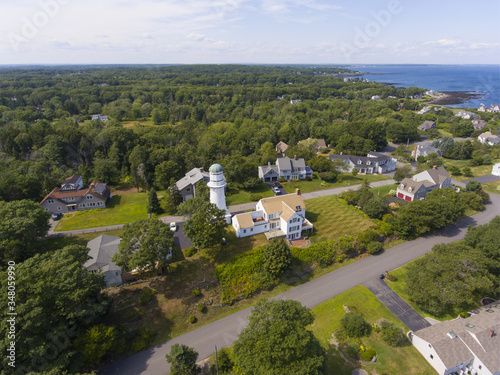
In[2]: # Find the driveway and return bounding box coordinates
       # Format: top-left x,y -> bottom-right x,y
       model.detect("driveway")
464,174 -> 500,184
364,278 -> 430,331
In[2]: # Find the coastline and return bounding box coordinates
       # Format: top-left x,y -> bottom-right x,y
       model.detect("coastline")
427,91 -> 484,106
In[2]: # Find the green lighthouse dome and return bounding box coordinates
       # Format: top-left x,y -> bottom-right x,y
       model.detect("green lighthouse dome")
209,164 -> 223,173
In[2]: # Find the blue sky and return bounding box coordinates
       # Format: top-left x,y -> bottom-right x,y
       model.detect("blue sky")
1,0 -> 499,64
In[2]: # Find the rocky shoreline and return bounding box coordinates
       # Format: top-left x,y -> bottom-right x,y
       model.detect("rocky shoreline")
427,91 -> 484,105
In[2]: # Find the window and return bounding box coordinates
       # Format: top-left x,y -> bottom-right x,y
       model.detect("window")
48,199 -> 54,204
479,365 -> 482,370
187,188 -> 190,192
430,355 -> 433,359
428,344 -> 432,348
243,229 -> 246,234
250,228 -> 253,232
86,195 -> 93,200
57,206 -> 61,211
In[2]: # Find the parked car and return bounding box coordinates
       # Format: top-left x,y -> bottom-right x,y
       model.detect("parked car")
272,186 -> 281,195
52,213 -> 62,221
170,222 -> 177,232
274,181 -> 282,188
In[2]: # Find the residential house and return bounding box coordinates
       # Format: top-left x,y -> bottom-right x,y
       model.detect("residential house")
418,120 -> 437,131
329,152 -> 397,175
84,235 -> 122,287
410,93 -> 423,99
417,106 -> 432,115
371,95 -> 381,100
175,167 -> 210,202
412,144 -> 443,159
478,104 -> 488,112
40,175 -> 111,214
298,137 -> 327,153
275,141 -> 288,156
425,90 -> 438,96
396,166 -> 451,201
455,110 -> 477,120
492,163 -> 500,177
91,114 -> 109,121
232,190 -> 313,241
290,99 -> 302,105
410,302 -> 500,375
258,157 -> 313,182
489,104 -> 500,113
478,133 -> 500,146
472,119 -> 488,130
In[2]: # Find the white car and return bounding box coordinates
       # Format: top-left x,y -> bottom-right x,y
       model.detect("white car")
170,222 -> 177,232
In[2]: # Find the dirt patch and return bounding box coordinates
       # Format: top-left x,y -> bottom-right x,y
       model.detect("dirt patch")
289,238 -> 312,248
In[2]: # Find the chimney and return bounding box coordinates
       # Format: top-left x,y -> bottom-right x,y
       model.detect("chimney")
268,162 -> 271,166
296,188 -> 301,196
294,155 -> 297,160
340,152 -> 343,155
490,330 -> 495,337
433,165 -> 437,170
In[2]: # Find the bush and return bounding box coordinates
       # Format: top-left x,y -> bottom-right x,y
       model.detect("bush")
465,180 -> 482,193
319,171 -> 337,182
192,289 -> 201,296
346,344 -> 360,359
189,315 -> 197,324
184,246 -> 197,257
363,196 -> 388,219
380,320 -> 405,346
320,148 -> 330,154
139,288 -> 157,305
305,176 -> 312,181
367,241 -> 383,255
385,272 -> 397,282
462,166 -> 473,177
131,327 -> 156,353
371,323 -> 381,333
212,349 -> 234,374
278,178 -> 286,182
250,193 -> 263,202
361,348 -> 376,361
197,303 -> 207,313
262,239 -> 292,278
340,312 -> 370,338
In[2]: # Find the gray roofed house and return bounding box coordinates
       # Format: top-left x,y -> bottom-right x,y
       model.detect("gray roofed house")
258,157 -> 313,182
330,152 -> 396,174
396,166 -> 451,201
411,144 -> 443,159
84,235 -> 122,287
418,120 -> 437,131
472,119 -> 488,130
410,302 -> 500,375
175,167 -> 210,202
478,133 -> 500,146
275,141 -> 289,156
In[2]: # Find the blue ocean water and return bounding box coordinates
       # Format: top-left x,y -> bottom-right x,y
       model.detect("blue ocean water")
349,64 -> 500,108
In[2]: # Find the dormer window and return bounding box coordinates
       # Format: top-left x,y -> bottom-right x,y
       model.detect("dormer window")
47,199 -> 54,204
400,184 -> 405,189
357,160 -> 362,165
367,161 -> 371,165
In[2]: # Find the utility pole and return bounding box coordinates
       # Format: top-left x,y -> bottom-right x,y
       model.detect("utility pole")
214,345 -> 219,375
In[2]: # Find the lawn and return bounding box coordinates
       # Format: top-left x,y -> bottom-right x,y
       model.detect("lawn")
483,180 -> 500,194
282,173 -> 391,194
305,195 -> 375,243
443,159 -> 500,181
309,285 -> 436,375
54,190 -> 153,231
225,182 -> 274,206
371,183 -> 398,197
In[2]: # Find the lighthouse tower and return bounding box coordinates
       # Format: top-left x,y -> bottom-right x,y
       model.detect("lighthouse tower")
207,164 -> 232,224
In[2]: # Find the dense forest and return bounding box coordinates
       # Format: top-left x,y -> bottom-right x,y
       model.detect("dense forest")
0,64 -> 446,202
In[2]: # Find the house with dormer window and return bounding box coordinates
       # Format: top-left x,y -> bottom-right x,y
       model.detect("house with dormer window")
396,166 -> 451,201
330,152 -> 396,174
258,156 -> 313,182
40,175 -> 111,214
232,190 -> 313,241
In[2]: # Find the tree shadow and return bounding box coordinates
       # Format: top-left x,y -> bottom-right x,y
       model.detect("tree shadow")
107,195 -> 122,209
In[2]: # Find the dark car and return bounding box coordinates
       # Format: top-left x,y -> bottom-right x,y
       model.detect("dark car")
52,213 -> 62,221
274,181 -> 282,188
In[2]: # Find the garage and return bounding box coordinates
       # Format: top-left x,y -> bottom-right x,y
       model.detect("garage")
405,195 -> 412,202
397,192 -> 404,199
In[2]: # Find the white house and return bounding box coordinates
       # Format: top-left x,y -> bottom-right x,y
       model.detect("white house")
232,190 -> 313,241
410,302 -> 500,375
84,235 -> 122,287
492,163 -> 500,177
91,114 -> 109,121
478,133 -> 500,146
455,110 -> 477,120
258,157 -> 313,182
397,166 -> 451,201
478,104 -> 488,112
290,99 -> 302,105
371,95 -> 381,100
330,151 -> 396,175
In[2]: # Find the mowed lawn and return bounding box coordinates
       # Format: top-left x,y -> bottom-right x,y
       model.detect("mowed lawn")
444,159 -> 500,181
309,285 -> 436,375
305,195 -> 375,243
55,192 -> 149,231
283,173 -> 391,194
483,180 -> 500,194
225,182 -> 274,206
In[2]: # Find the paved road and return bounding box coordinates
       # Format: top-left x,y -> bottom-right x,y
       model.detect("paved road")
101,192 -> 500,375
464,174 -> 500,184
364,278 -> 430,331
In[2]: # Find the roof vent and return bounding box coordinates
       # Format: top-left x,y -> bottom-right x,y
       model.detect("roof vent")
447,331 -> 457,339
490,330 -> 495,337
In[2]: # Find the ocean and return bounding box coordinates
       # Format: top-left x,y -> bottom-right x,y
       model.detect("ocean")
348,64 -> 500,108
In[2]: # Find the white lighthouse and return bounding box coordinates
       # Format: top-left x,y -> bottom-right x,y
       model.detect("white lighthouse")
207,164 -> 232,224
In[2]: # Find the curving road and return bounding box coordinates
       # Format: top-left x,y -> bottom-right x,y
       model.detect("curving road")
101,190 -> 500,375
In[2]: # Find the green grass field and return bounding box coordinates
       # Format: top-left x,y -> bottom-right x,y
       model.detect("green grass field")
305,195 -> 375,243
310,285 -> 436,375
282,173 -> 391,194
444,159 -> 500,181
54,192 -> 150,231
483,180 -> 500,194
225,182 -> 274,206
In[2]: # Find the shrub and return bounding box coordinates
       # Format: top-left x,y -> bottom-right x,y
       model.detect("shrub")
320,148 -> 330,154
380,320 -> 405,346
363,196 -> 388,219
367,241 -> 383,255
189,315 -> 197,324
346,344 -> 360,359
357,229 -> 379,245
250,194 -> 263,202
385,272 -> 397,282
139,288 -> 157,305
361,348 -> 376,361
262,239 -> 292,278
465,180 -> 482,193
185,247 -> 197,257
319,171 -> 337,182
462,166 -> 473,177
212,349 -> 234,373
340,312 -> 370,338
192,289 -> 200,296
336,254 -> 345,263
197,303 -> 207,313
278,178 -> 286,182
371,323 -> 381,333
131,327 -> 156,353
459,312 -> 469,318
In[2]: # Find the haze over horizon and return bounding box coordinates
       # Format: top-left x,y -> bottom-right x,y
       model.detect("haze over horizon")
1,0 -> 499,65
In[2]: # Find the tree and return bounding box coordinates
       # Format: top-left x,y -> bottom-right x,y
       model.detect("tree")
154,161 -> 179,190
262,239 -> 292,278
340,312 -> 370,338
166,344 -> 201,375
393,165 -> 413,183
183,201 -> 227,249
0,245 -> 108,373
363,196 -> 388,219
233,300 -> 325,375
113,219 -> 175,272
147,188 -> 161,215
465,180 -> 482,193
93,157 -> 120,185
380,320 -> 405,346
0,199 -> 50,267
74,324 -> 119,366
462,166 -> 473,177
351,167 -> 358,176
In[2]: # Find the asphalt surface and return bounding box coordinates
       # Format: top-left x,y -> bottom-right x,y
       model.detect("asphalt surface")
364,278 -> 431,331
464,174 -> 500,184
101,192 -> 500,375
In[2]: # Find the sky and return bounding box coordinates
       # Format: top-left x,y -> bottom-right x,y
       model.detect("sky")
0,0 -> 499,65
